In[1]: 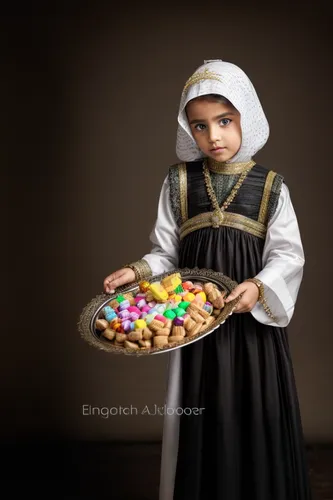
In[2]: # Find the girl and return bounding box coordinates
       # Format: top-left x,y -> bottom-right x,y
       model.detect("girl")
103,60 -> 311,500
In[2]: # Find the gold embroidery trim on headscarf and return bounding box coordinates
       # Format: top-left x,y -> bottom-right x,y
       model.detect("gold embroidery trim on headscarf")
258,171 -> 277,225
178,163 -> 188,224
183,68 -> 222,93
180,212 -> 266,240
207,158 -> 256,175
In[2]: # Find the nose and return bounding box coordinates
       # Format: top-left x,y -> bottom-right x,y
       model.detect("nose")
208,125 -> 220,144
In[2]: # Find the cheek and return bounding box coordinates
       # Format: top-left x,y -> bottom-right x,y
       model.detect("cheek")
231,127 -> 242,145
192,132 -> 205,145
235,124 -> 242,141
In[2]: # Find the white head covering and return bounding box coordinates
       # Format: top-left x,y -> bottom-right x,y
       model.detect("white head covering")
176,59 -> 269,163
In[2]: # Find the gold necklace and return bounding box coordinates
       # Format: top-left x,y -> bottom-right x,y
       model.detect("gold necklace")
203,160 -> 255,228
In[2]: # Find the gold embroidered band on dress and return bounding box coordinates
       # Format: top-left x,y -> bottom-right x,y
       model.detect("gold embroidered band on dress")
207,158 -> 255,175
258,171 -> 277,225
178,163 -> 188,224
180,212 -> 267,240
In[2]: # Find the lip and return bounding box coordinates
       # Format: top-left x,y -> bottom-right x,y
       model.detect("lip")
210,147 -> 225,152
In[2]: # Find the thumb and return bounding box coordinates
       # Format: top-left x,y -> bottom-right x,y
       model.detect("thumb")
225,283 -> 246,302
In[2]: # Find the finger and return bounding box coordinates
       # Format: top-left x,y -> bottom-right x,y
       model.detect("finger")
104,281 -> 115,293
104,269 -> 126,284
225,284 -> 247,302
103,269 -> 127,293
105,276 -> 126,292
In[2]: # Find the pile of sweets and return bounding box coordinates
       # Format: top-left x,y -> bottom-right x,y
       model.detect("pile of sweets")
95,273 -> 227,351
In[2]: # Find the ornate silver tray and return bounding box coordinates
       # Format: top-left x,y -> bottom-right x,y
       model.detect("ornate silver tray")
77,267 -> 240,356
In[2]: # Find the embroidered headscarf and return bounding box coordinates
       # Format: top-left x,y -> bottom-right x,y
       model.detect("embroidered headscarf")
176,59 -> 269,163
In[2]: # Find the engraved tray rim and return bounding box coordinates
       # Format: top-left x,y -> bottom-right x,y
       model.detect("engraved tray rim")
77,267 -> 240,357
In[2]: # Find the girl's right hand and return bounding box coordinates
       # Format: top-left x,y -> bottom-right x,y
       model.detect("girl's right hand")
103,268 -> 136,294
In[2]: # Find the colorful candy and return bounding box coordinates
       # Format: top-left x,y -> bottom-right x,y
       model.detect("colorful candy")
149,283 -> 169,302
96,275 -> 227,351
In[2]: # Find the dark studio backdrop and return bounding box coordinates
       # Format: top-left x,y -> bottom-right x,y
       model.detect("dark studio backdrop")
3,1 -> 333,493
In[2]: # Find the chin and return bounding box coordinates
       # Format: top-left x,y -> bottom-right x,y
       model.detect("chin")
207,150 -> 233,162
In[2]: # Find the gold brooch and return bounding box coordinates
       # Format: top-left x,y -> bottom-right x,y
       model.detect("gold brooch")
183,68 -> 222,93
211,210 -> 224,228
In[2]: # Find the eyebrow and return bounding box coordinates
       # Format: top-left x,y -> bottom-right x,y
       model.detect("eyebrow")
189,112 -> 236,125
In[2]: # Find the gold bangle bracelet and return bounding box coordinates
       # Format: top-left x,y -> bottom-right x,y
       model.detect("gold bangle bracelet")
245,278 -> 277,322
123,259 -> 152,282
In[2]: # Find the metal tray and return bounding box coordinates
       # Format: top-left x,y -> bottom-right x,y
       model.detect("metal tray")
77,267 -> 240,356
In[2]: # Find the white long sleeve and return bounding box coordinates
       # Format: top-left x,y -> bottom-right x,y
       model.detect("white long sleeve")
251,183 -> 305,327
142,176 -> 179,275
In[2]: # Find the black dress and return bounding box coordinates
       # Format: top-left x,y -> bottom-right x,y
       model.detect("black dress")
166,160 -> 312,500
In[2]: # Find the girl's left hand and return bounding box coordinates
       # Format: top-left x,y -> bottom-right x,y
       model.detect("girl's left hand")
224,281 -> 259,313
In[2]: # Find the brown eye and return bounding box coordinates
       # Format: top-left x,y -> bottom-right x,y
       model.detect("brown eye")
194,124 -> 206,131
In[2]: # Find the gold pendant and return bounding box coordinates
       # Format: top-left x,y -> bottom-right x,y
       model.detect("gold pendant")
211,210 -> 224,228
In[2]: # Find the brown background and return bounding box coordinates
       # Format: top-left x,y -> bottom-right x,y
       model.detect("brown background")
3,3 -> 333,450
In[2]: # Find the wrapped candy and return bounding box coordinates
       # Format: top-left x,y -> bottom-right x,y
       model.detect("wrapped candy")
155,314 -> 167,324
149,283 -> 169,302
155,303 -> 167,314
145,291 -> 154,302
161,273 -> 182,292
134,293 -> 146,303
203,301 -> 213,314
134,319 -> 147,329
174,307 -> 186,317
173,316 -> 184,326
139,280 -> 151,293
96,276 -> 228,351
164,310 -> 176,320
108,299 -> 120,309
122,320 -> 132,333
128,305 -> 141,315
119,300 -> 131,311
118,310 -> 130,320
123,293 -> 136,305
174,284 -> 184,294
116,294 -> 126,303
145,313 -> 157,324
183,292 -> 195,302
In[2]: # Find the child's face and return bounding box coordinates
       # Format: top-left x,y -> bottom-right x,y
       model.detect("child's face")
186,98 -> 242,162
